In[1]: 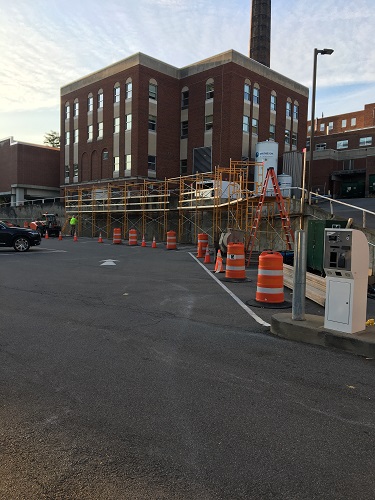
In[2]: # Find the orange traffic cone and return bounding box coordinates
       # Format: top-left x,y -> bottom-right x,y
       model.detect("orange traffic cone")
58,231 -> 63,240
73,231 -> 78,242
151,236 -> 157,248
204,245 -> 211,264
141,235 -> 147,247
214,249 -> 224,273
98,232 -> 103,243
44,230 -> 49,239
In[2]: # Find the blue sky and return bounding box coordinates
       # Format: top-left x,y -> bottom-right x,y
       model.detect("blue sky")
1,0 -> 375,145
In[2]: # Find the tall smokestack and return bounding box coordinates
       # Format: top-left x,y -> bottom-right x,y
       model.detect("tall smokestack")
249,0 -> 271,67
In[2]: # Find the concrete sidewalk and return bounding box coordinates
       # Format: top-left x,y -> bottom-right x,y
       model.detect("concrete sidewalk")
271,312 -> 375,358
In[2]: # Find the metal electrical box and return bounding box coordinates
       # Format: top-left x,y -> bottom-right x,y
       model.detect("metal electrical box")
323,228 -> 369,334
307,219 -> 347,274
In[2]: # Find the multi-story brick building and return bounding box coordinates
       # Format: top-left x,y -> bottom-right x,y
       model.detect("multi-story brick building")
307,102 -> 375,197
61,50 -> 308,189
0,137 -> 60,206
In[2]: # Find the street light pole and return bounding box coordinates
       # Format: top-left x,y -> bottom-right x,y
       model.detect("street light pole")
308,48 -> 334,193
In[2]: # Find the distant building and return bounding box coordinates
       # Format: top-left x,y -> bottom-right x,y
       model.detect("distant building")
307,103 -> 375,198
0,137 -> 60,206
60,50 -> 308,189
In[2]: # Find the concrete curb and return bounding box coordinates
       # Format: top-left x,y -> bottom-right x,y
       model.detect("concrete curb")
271,313 -> 375,358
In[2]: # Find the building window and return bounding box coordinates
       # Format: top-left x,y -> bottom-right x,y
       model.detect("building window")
181,89 -> 189,108
351,117 -> 356,126
243,115 -> 250,133
102,150 -> 109,160
285,130 -> 290,144
87,125 -> 93,142
337,140 -> 348,149
316,143 -> 327,150
148,115 -> 157,131
320,123 -> 325,132
307,124 -> 311,133
180,159 -> 188,175
74,129 -> 79,143
292,132 -> 297,147
97,91 -> 103,109
73,163 -> 78,179
360,137 -> 372,147
125,81 -> 132,99
125,113 -> 132,131
253,87 -> 259,105
206,81 -> 214,100
286,102 -> 292,118
244,83 -> 251,101
270,94 -> 276,111
113,156 -> 119,177
148,155 -> 156,171
205,115 -> 213,131
65,131 -> 70,145
88,95 -> 93,112
293,104 -> 299,120
252,118 -> 258,135
328,122 -> 333,131
97,122 -> 103,139
269,124 -> 276,140
73,101 -> 79,117
64,165 -> 70,179
149,82 -> 157,100
65,103 -> 70,120
113,117 -> 120,134
181,120 -> 188,138
114,86 -> 120,103
125,154 -> 131,171
342,119 -> 347,128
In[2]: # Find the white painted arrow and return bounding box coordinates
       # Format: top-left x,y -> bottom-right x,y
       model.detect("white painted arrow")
100,259 -> 119,266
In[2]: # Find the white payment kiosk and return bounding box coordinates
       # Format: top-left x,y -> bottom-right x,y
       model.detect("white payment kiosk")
324,228 -> 369,334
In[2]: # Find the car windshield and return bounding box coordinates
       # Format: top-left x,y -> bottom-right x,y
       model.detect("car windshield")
0,221 -> 14,227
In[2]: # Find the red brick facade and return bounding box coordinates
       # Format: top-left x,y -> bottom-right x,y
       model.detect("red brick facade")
0,137 -> 60,205
61,51 -> 308,189
307,103 -> 375,197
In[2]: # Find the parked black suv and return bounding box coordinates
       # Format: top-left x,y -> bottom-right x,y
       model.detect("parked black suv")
0,221 -> 41,252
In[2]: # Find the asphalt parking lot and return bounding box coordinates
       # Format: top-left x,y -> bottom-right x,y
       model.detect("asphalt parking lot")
2,236 -> 375,499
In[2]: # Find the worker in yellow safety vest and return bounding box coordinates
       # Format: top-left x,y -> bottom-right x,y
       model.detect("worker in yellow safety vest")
69,215 -> 78,236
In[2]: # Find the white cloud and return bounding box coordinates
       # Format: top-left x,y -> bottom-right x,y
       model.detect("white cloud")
0,0 -> 374,143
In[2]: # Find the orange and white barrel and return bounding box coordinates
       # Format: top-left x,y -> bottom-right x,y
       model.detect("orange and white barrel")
166,231 -> 177,250
197,233 -> 208,258
128,228 -> 138,246
225,243 -> 246,280
256,251 -> 284,303
113,228 -> 122,245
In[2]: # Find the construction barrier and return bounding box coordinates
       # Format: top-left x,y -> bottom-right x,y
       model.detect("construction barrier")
98,232 -> 103,243
204,245 -> 211,263
128,229 -> 137,246
197,233 -> 208,258
141,235 -> 146,247
166,231 -> 177,250
256,251 -> 284,303
214,250 -> 224,273
113,228 -> 122,244
225,243 -> 246,280
152,236 -> 157,248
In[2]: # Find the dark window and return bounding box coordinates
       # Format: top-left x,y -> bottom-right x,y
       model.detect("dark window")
181,120 -> 188,138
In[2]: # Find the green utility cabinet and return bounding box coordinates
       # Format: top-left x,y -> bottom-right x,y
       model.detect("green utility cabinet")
307,219 -> 347,274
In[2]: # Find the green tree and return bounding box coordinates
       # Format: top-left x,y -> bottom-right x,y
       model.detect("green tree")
44,130 -> 60,148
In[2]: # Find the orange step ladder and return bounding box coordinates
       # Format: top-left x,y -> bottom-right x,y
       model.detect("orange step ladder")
246,167 -> 294,266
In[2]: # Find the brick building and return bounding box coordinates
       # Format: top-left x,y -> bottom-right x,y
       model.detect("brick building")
61,50 -> 308,189
307,102 -> 375,198
0,137 -> 60,206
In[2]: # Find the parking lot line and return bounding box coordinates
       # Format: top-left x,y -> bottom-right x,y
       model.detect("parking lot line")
189,252 -> 270,327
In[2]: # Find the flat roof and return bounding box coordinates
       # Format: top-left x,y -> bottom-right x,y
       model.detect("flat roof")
61,49 -> 308,97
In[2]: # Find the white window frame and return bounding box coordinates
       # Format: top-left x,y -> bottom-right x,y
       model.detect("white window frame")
337,140 -> 348,149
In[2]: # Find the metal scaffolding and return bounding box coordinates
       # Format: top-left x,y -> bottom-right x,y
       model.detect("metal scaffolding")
64,160 -> 295,252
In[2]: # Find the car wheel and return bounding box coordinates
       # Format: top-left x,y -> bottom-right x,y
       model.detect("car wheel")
13,237 -> 31,252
